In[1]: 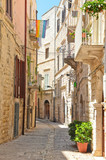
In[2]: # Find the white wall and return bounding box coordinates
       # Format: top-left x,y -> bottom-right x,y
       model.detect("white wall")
38,6 -> 57,89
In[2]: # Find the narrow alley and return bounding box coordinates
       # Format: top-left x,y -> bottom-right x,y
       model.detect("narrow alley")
0,120 -> 94,160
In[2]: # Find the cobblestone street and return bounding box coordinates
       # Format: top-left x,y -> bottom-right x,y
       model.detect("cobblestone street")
0,119 -> 95,160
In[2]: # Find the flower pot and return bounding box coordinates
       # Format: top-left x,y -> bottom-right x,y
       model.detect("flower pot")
77,142 -> 88,153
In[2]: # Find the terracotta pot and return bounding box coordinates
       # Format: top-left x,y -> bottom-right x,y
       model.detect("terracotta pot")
77,142 -> 88,153
82,32 -> 86,38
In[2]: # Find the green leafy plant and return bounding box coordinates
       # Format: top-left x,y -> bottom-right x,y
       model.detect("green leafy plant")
69,31 -> 75,39
82,29 -> 92,41
27,56 -> 31,79
68,120 -> 82,141
75,122 -> 92,143
81,0 -> 106,19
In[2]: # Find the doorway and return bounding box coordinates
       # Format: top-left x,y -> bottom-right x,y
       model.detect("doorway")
63,97 -> 65,123
44,100 -> 50,119
102,107 -> 105,156
38,98 -> 40,118
14,102 -> 19,138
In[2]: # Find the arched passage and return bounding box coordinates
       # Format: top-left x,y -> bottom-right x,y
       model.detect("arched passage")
44,100 -> 50,119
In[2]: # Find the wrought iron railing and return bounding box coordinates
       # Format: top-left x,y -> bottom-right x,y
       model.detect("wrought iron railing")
75,11 -> 105,58
29,19 -> 36,35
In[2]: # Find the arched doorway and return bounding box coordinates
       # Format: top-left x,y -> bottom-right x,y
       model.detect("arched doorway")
44,100 -> 50,119
63,97 -> 65,123
38,98 -> 40,118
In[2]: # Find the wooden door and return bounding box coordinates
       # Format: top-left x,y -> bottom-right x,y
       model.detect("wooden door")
102,107 -> 105,156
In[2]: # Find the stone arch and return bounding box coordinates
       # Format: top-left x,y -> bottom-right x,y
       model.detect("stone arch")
63,96 -> 65,123
44,100 -> 50,119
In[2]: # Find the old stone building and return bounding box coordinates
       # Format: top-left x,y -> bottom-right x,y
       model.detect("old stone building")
55,0 -> 78,124
0,0 -> 37,144
74,0 -> 105,157
37,6 -> 57,121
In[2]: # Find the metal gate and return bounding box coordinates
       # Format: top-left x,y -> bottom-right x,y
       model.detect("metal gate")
14,102 -> 19,138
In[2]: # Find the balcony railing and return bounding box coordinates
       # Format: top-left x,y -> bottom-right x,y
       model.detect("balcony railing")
29,19 -> 36,41
64,45 -> 77,70
75,11 -> 105,58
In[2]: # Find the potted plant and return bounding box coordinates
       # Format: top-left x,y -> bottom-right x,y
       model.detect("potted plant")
69,31 -> 75,39
82,29 -> 92,42
68,120 -> 82,141
81,0 -> 106,20
75,122 -> 92,153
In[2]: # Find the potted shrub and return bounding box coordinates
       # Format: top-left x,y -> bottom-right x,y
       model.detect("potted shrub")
81,0 -> 106,20
68,120 -> 82,141
82,29 -> 92,42
69,31 -> 75,39
75,122 -> 92,153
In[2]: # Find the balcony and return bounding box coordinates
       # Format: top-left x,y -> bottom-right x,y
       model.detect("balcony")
29,19 -> 37,41
28,82 -> 39,91
75,12 -> 104,64
64,46 -> 77,70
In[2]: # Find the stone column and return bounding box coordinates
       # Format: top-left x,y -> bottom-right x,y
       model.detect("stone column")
93,103 -> 102,156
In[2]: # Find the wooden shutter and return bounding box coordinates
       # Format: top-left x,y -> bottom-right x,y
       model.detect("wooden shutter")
20,60 -> 25,98
14,56 -> 19,98
6,0 -> 12,19
45,74 -> 49,89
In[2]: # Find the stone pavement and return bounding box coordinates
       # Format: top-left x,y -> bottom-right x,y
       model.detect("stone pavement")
0,119 -> 95,160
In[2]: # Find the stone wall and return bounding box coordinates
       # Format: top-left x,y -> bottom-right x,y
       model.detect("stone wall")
0,16 -> 24,144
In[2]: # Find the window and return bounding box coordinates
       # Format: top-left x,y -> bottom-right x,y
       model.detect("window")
68,0 -> 72,9
46,19 -> 49,28
62,49 -> 65,67
62,6 -> 66,23
6,0 -> 12,19
57,19 -> 60,33
44,74 -> 49,89
68,79 -> 71,93
45,48 -> 49,59
57,55 -> 59,71
14,56 -> 25,98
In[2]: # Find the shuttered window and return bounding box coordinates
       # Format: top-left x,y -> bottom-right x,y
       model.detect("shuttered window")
62,6 -> 66,23
57,19 -> 60,33
20,60 -> 25,98
6,0 -> 12,20
44,74 -> 49,89
14,56 -> 25,98
68,0 -> 72,9
45,48 -> 49,59
14,56 -> 19,98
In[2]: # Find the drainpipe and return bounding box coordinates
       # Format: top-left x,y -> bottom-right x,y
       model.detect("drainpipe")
104,13 -> 106,104
103,12 -> 106,157
53,7 -> 57,122
35,10 -> 38,127
22,0 -> 27,135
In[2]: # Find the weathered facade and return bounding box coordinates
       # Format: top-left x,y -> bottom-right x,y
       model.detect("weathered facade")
37,6 -> 57,121
0,0 -> 37,144
55,0 -> 78,124
74,0 -> 105,157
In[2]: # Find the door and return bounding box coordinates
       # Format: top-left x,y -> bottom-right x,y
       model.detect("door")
102,107 -> 105,156
14,102 -> 19,138
38,98 -> 40,118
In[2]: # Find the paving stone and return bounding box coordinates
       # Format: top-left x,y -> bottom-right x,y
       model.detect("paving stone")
0,119 -> 95,160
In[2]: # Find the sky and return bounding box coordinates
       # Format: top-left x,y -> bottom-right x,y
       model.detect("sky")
36,0 -> 60,19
